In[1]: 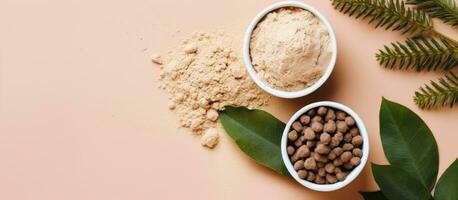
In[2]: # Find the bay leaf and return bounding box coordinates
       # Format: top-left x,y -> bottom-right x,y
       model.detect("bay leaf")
219,106 -> 291,177
360,191 -> 389,200
434,159 -> 458,200
380,98 -> 439,190
373,164 -> 432,200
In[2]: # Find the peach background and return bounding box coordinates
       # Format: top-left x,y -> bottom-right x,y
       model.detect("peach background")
1,0 -> 457,199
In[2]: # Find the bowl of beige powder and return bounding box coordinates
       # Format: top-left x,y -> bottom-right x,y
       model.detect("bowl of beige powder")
243,1 -> 337,98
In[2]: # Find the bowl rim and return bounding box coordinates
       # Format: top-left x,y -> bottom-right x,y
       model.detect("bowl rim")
243,1 -> 338,99
281,101 -> 370,191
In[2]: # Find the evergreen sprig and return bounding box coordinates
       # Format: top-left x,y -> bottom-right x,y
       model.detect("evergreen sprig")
331,0 -> 434,35
376,37 -> 458,70
414,72 -> 458,109
407,0 -> 458,26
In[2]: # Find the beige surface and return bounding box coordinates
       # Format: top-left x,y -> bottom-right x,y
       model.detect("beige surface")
0,0 -> 457,200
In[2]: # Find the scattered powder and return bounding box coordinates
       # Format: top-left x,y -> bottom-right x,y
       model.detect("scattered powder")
157,32 -> 270,148
250,7 -> 333,92
151,54 -> 163,65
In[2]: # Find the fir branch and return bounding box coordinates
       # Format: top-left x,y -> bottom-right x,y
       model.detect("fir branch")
376,37 -> 458,70
331,0 -> 434,35
414,72 -> 458,109
407,0 -> 458,26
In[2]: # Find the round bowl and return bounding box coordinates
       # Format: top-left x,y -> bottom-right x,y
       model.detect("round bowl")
281,101 -> 369,191
243,1 -> 337,99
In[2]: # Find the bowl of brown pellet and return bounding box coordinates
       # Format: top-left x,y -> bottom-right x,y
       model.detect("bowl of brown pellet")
281,101 -> 369,191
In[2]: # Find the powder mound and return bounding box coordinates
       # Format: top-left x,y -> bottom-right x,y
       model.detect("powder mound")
250,7 -> 333,92
158,32 -> 270,148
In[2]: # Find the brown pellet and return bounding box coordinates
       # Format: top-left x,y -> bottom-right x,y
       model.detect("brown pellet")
326,174 -> 338,184
333,147 -> 344,156
311,116 -> 323,123
325,163 -> 335,173
314,152 -> 329,163
294,139 -> 303,148
320,132 -> 332,144
336,172 -> 347,181
352,135 -> 363,146
303,127 -> 316,140
304,157 -> 317,170
334,132 -> 344,142
350,157 -> 361,166
345,116 -> 355,126
294,145 -> 310,158
300,115 -> 310,125
327,151 -> 337,160
329,137 -> 340,148
307,172 -> 316,181
349,127 -> 360,136
306,141 -> 316,148
340,151 -> 352,163
323,120 -> 337,133
344,133 -> 353,143
294,160 -> 305,170
333,158 -> 343,166
315,144 -> 331,154
298,170 -> 307,179
336,120 -> 348,133
292,121 -> 303,132
318,167 -> 326,177
325,109 -> 336,121
317,107 -> 328,116
353,148 -> 362,157
307,109 -> 316,117
288,130 -> 298,141
287,146 -> 295,155
344,162 -> 354,170
315,176 -> 326,184
311,122 -> 323,132
336,111 -> 346,120
343,143 -> 354,151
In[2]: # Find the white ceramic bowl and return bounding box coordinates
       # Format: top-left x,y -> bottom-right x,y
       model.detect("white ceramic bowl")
243,1 -> 337,99
281,101 -> 369,191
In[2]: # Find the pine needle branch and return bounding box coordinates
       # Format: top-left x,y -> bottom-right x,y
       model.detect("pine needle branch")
414,72 -> 458,109
376,37 -> 458,70
407,0 -> 458,26
331,0 -> 434,35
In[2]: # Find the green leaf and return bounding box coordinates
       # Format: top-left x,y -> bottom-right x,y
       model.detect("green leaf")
380,98 -> 439,190
434,159 -> 458,200
372,164 -> 432,200
407,0 -> 458,26
376,37 -> 458,71
331,0 -> 433,35
414,72 -> 458,109
360,191 -> 389,200
219,106 -> 291,177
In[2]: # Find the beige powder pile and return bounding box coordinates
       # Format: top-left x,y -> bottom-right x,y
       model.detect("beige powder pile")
250,7 -> 333,92
156,32 -> 270,148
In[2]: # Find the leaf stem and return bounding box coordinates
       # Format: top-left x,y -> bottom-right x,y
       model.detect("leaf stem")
431,29 -> 458,45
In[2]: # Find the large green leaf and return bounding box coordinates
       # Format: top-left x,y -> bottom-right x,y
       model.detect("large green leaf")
434,159 -> 458,200
380,98 -> 439,190
372,164 -> 432,200
360,191 -> 389,200
219,106 -> 290,177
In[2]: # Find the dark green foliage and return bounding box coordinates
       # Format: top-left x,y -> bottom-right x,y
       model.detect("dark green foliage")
407,0 -> 458,26
414,72 -> 458,109
360,191 -> 389,200
331,0 -> 433,35
376,37 -> 458,70
331,0 -> 458,109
